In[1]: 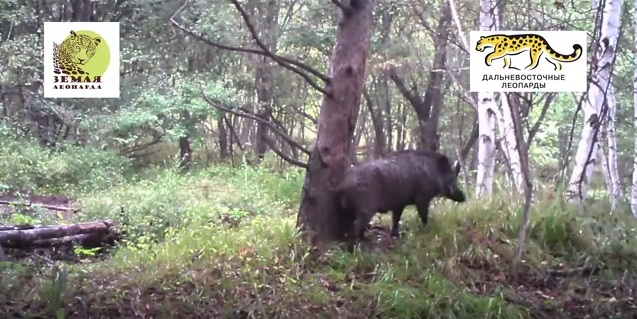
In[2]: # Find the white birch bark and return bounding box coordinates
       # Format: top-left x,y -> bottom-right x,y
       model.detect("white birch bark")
565,0 -> 623,203
497,93 -> 523,192
602,85 -> 621,210
630,0 -> 637,217
599,146 -> 611,193
475,0 -> 499,197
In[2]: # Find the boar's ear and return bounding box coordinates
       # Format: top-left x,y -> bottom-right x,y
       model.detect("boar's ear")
452,160 -> 461,176
436,154 -> 452,171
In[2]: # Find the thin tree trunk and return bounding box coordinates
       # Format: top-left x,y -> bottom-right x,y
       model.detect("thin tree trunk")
254,0 -> 278,163
218,114 -> 229,159
633,0 -> 637,216
602,85 -> 621,211
499,94 -> 523,193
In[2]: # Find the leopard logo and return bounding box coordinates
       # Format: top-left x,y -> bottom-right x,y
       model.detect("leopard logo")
53,30 -> 102,76
475,34 -> 582,71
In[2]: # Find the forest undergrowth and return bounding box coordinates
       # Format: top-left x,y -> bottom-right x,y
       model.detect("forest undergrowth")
1,140 -> 636,319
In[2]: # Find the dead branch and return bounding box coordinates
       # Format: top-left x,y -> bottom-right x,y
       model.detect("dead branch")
263,135 -> 308,169
547,265 -> 601,277
230,104 -> 310,156
170,0 -> 330,97
200,89 -> 311,155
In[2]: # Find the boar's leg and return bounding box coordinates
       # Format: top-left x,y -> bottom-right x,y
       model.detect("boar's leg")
390,207 -> 405,238
353,212 -> 374,241
414,197 -> 433,227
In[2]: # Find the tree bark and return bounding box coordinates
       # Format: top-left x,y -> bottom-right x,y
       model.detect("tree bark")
254,0 -> 279,163
296,0 -> 374,247
475,0 -> 499,198
566,0 -> 623,203
218,113 -> 230,159
601,85 -> 621,211
70,0 -> 95,22
499,93 -> 523,194
632,0 -> 637,216
178,136 -> 192,168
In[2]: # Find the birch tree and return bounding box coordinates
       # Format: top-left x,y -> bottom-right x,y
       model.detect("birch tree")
601,84 -> 621,210
565,0 -> 623,203
475,0 -> 499,197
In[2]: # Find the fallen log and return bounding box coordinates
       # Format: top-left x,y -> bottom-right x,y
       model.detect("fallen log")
0,224 -> 61,232
0,220 -> 120,249
31,233 -> 121,248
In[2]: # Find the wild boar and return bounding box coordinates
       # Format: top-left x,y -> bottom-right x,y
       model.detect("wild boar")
335,149 -> 466,240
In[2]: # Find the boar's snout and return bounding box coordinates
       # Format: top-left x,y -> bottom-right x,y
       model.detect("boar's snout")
444,181 -> 466,202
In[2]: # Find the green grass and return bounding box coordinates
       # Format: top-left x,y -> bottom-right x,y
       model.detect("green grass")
1,163 -> 637,319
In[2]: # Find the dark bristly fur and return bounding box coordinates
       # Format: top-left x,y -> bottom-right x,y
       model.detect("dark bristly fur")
335,150 -> 466,241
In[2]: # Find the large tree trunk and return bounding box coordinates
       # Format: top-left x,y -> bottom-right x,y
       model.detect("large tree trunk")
296,1 -> 374,247
475,0 -> 499,197
566,0 -> 623,203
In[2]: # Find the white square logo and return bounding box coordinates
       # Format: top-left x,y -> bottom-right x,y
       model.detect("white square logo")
469,31 -> 587,92
43,22 -> 120,98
